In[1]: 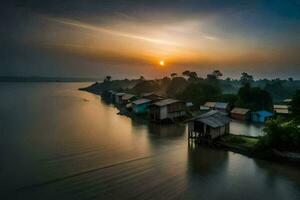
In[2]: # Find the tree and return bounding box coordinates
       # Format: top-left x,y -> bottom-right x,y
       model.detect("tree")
240,72 -> 253,85
166,77 -> 187,97
104,75 -> 112,82
236,83 -> 273,111
225,77 -> 231,82
213,70 -> 223,79
291,90 -> 300,121
171,73 -> 177,78
288,77 -> 294,82
257,118 -> 300,151
188,72 -> 198,79
182,70 -> 190,77
177,81 -> 221,105
106,76 -> 111,81
139,76 -> 145,80
131,80 -> 160,94
207,70 -> 222,80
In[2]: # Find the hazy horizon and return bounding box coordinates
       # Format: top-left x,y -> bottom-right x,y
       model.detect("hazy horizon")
1,0 -> 299,79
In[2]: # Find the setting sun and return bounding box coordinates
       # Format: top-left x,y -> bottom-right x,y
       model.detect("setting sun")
159,60 -> 164,66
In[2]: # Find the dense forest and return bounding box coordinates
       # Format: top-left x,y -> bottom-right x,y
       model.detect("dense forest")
81,70 -> 300,111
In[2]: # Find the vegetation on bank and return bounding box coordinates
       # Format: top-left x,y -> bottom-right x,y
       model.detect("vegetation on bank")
219,134 -> 258,152
80,71 -> 300,161
224,91 -> 300,156
80,70 -> 298,110
257,119 -> 300,152
254,91 -> 300,152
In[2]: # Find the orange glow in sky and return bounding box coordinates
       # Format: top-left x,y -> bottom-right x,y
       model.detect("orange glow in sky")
159,60 -> 165,66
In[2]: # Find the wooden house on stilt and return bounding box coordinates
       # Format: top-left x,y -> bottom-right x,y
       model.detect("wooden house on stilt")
188,110 -> 230,142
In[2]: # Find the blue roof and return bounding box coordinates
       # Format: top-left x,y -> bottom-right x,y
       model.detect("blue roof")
254,110 -> 273,117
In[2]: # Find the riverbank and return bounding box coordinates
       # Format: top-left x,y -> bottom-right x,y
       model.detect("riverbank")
79,85 -> 300,165
215,134 -> 300,165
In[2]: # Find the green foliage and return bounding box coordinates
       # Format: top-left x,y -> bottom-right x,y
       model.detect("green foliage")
291,90 -> 300,121
221,134 -> 258,150
166,77 -> 188,97
257,118 -> 300,151
105,75 -> 111,82
182,70 -> 190,77
170,73 -> 177,78
206,70 -> 222,80
264,80 -> 285,101
236,83 -> 273,111
176,81 -> 221,105
217,93 -> 238,105
131,80 -> 160,95
240,72 -> 253,85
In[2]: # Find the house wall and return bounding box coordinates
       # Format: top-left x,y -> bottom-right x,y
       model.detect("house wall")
231,112 -> 250,121
210,125 -> 227,139
210,127 -> 220,139
133,103 -> 150,114
251,112 -> 271,123
160,106 -> 168,120
167,111 -> 186,119
167,102 -> 185,112
188,121 -> 194,133
115,96 -> 123,104
150,102 -> 186,122
225,124 -> 230,134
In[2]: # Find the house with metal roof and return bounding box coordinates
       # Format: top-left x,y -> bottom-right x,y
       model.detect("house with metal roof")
202,102 -> 230,113
188,110 -> 230,140
121,94 -> 137,105
204,102 -> 216,109
101,90 -> 118,102
142,93 -> 164,102
273,105 -> 290,115
251,110 -> 273,123
230,107 -> 251,121
283,99 -> 292,104
114,92 -> 125,104
150,98 -> 186,122
215,102 -> 230,113
132,98 -> 152,114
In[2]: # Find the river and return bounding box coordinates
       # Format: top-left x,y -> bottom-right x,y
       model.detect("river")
0,83 -> 299,200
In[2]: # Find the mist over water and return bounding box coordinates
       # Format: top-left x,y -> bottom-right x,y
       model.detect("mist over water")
1,83 -> 299,200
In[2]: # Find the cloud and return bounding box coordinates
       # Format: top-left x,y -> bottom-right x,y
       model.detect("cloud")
44,16 -> 177,45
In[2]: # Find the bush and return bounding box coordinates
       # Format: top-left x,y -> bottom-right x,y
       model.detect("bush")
257,118 -> 300,151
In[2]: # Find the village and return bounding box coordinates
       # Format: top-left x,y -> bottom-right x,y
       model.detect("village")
101,89 -> 292,143
79,71 -> 300,164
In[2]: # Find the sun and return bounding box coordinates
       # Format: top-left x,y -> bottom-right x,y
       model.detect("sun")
159,60 -> 165,66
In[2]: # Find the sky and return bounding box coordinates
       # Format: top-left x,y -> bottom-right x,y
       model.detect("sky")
0,0 -> 299,79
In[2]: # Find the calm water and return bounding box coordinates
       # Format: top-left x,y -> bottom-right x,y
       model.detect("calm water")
1,83 -> 300,200
230,120 -> 264,136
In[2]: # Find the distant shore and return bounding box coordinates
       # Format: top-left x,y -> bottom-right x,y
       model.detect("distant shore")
0,76 -> 102,83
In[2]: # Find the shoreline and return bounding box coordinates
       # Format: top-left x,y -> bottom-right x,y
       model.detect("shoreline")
79,86 -> 300,165
214,134 -> 300,165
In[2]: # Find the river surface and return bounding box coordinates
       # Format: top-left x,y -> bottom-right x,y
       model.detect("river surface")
0,83 -> 299,200
230,120 -> 264,136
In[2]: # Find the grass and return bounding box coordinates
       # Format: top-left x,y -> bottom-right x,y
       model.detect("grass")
219,134 -> 259,151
